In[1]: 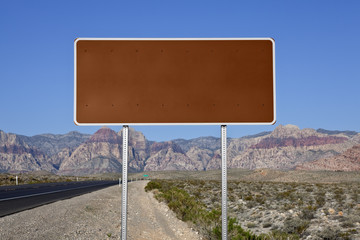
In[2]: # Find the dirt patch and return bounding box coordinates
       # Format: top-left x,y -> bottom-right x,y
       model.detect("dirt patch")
0,181 -> 201,240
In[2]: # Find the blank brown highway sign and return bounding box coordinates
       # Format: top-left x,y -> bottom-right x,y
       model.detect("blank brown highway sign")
74,38 -> 276,125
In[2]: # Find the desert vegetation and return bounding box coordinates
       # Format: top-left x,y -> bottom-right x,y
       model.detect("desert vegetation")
146,179 -> 360,239
0,172 -> 96,186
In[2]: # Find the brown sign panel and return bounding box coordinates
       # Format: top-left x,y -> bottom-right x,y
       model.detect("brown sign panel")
74,38 -> 275,125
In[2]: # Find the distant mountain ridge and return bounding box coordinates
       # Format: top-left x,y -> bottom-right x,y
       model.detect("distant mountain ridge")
0,125 -> 359,175
0,130 -> 54,173
228,124 -> 359,171
296,144 -> 360,171
17,131 -> 91,156
316,128 -> 358,137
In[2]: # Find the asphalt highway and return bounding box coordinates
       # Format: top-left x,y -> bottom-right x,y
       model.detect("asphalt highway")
0,180 -> 118,217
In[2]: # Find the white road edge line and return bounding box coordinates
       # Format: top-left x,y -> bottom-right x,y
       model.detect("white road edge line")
0,182 -> 112,202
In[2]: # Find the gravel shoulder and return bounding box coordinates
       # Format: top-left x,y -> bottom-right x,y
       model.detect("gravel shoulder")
0,181 -> 201,240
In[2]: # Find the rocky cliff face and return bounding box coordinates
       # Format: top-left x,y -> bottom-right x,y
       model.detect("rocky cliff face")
50,147 -> 74,169
15,131 -> 91,169
59,128 -> 200,175
18,131 -> 90,156
144,141 -> 198,171
186,146 -> 214,171
0,130 -> 55,173
58,127 -> 123,175
58,127 -> 152,175
173,136 -> 221,152
228,125 -> 358,170
296,144 -> 360,171
119,127 -> 149,172
251,136 -> 347,149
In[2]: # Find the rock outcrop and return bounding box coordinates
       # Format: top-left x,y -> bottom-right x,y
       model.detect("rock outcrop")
50,147 -> 74,169
58,127 -> 151,175
144,141 -> 198,171
0,130 -> 55,173
18,131 -> 90,156
186,146 -> 214,171
228,125 -> 358,170
251,136 -> 347,149
119,127 -> 149,172
296,144 -> 360,171
58,127 -> 123,175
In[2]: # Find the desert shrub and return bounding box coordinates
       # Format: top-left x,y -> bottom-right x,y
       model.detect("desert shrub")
159,187 -> 203,222
227,217 -> 261,240
341,220 -> 355,228
347,214 -> 360,224
247,222 -> 256,228
144,181 -> 221,239
339,232 -> 352,240
211,196 -> 219,203
246,201 -> 257,209
213,217 -> 262,240
237,203 -> 245,211
244,195 -> 253,201
282,203 -> 294,211
315,194 -> 326,208
334,187 -> 344,195
266,230 -> 300,240
193,190 -> 202,199
276,189 -> 297,202
199,208 -> 221,236
255,195 -> 266,205
301,205 -> 317,220
297,199 -> 304,206
262,222 -> 272,228
144,180 -> 162,192
145,180 -> 277,240
316,227 -> 341,240
351,190 -> 358,203
229,194 -> 236,202
270,225 -> 279,230
145,180 -> 359,240
333,187 -> 346,205
282,217 -> 309,235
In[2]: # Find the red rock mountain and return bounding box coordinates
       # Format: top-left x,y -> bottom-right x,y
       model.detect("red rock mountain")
227,125 -> 359,170
87,127 -> 120,144
0,130 -> 55,173
296,144 -> 360,171
58,127 -> 123,175
1,124 -> 360,174
58,127 -> 195,175
144,141 -> 198,171
251,136 -> 347,149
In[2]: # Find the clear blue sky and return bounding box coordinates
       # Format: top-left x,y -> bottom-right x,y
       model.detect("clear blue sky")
0,1 -> 359,141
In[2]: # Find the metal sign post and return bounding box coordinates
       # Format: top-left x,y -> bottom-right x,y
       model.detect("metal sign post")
221,125 -> 227,239
121,125 -> 129,240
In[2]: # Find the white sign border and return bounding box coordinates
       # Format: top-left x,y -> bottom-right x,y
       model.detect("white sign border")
74,38 -> 276,126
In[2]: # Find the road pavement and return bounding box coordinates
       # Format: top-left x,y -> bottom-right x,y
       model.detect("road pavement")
0,180 -> 117,217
